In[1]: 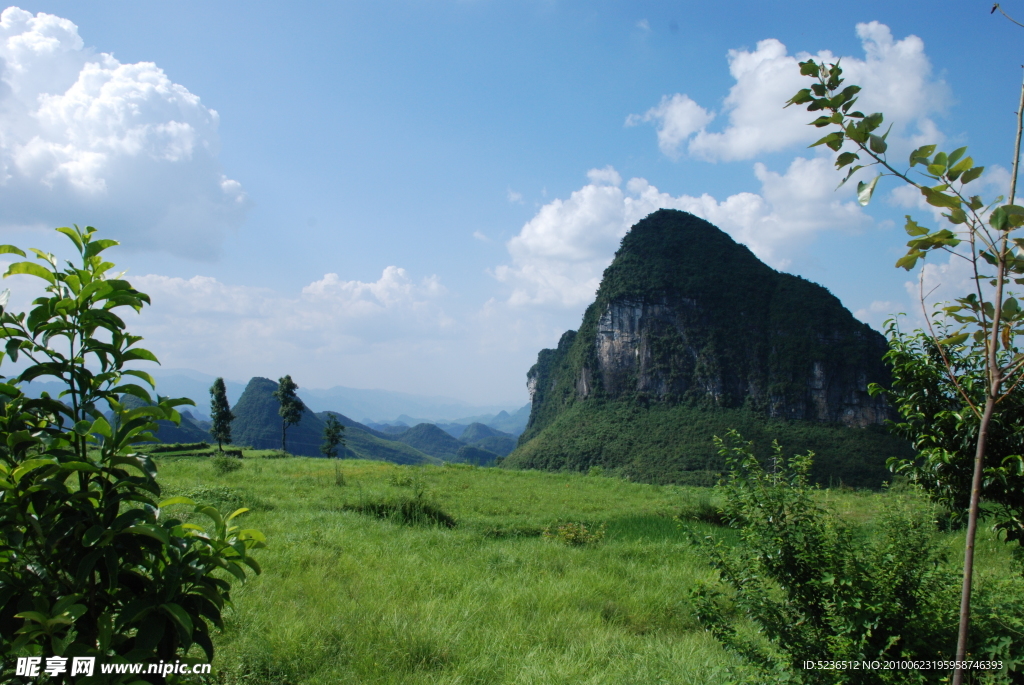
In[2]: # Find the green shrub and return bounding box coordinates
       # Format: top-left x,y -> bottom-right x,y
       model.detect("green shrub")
542,521 -> 606,546
0,226 -> 264,669
388,470 -> 416,487
676,492 -> 726,526
212,456 -> 244,475
690,430 -> 1024,683
342,491 -> 456,528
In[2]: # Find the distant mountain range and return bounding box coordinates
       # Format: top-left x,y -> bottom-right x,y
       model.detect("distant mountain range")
223,377 -> 521,465
17,370 -> 530,467
20,367 -> 528,425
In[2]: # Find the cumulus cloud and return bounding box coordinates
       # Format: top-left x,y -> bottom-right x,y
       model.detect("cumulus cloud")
128,267 -> 451,376
494,162 -> 869,307
629,22 -> 948,162
854,300 -> 902,328
0,7 -> 247,259
625,94 -> 713,159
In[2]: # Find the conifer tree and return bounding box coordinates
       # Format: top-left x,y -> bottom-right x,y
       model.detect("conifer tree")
273,374 -> 304,453
321,414 -> 346,459
209,377 -> 234,452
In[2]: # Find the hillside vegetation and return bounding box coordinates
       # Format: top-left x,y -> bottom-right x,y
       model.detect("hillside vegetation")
504,400 -> 911,488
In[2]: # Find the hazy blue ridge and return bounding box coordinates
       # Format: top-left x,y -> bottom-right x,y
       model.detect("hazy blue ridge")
392,423 -> 466,460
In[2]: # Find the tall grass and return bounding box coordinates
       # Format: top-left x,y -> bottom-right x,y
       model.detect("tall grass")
152,456 -> 1019,684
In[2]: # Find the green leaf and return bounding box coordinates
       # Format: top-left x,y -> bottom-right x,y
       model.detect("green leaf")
1002,297 -> 1020,319
835,151 -> 859,168
938,332 -> 969,346
921,187 -> 960,209
945,208 -> 967,225
961,166 -> 984,184
122,369 -> 157,388
4,261 -> 55,285
895,251 -> 923,271
158,496 -> 196,508
798,61 -> 820,77
160,602 -> 194,639
810,131 -> 845,150
90,416 -> 113,439
909,144 -> 936,166
55,227 -> 85,253
947,146 -> 967,167
0,245 -> 27,257
61,461 -> 100,473
122,348 -> 159,363
868,134 -> 887,154
857,174 -> 881,206
124,524 -> 170,545
83,238 -> 120,259
904,217 -> 928,236
12,458 -> 57,482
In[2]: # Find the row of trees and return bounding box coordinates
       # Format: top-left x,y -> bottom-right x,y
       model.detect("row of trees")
208,374 -> 346,458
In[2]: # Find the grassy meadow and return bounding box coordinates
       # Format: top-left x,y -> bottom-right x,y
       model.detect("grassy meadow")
150,449 -> 1019,685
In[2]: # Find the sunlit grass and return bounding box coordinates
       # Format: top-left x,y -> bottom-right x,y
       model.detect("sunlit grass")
151,455 -> 1018,684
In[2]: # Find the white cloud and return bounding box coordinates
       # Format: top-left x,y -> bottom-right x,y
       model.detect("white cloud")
626,94 -> 713,159
0,7 -> 247,259
629,22 -> 948,162
494,162 -> 869,307
854,300 -> 902,328
128,267 -> 451,378
506,188 -> 523,204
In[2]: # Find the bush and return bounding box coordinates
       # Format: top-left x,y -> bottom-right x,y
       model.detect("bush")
542,521 -> 606,546
676,492 -> 726,526
388,470 -> 416,487
0,226 -> 264,672
691,430 -> 1024,683
342,497 -> 456,528
212,456 -> 243,475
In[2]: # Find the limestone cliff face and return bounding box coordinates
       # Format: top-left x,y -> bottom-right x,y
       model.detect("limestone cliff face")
520,209 -> 893,443
589,296 -> 890,427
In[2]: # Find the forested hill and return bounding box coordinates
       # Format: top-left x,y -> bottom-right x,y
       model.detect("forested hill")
504,209 -> 911,487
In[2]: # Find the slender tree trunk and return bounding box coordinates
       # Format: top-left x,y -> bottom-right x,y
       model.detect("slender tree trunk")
282,419 -> 286,452
952,396 -> 995,684
953,69 -> 1024,685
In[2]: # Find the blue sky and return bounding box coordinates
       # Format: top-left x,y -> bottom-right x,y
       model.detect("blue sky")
0,1 -> 1017,406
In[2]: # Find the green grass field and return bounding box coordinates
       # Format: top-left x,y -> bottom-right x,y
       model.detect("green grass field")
151,452 -> 1019,685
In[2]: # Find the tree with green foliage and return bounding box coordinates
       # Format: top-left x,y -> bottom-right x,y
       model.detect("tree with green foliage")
209,377 -> 234,453
273,374 -> 304,453
786,46 -> 1024,682
0,225 -> 264,676
320,414 -> 346,459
